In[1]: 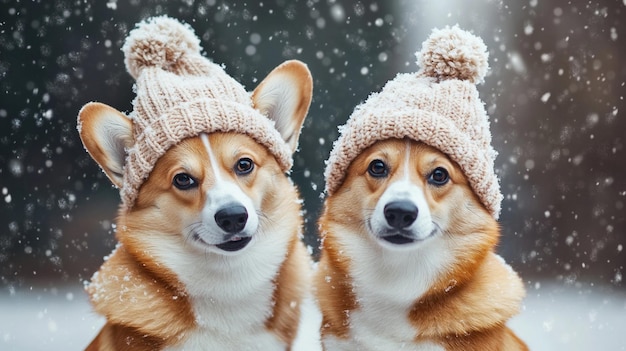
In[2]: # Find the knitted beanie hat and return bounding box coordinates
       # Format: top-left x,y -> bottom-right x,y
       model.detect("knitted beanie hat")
106,16 -> 294,210
324,26 -> 503,218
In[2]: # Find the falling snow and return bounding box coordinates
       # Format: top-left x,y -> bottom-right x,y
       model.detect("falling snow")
1,0 -> 625,350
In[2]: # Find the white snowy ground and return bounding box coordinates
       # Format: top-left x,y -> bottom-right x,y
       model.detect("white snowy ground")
0,281 -> 624,351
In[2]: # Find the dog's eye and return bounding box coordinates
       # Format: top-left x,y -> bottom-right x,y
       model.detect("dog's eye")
428,167 -> 449,186
173,173 -> 197,190
368,159 -> 388,178
235,157 -> 254,175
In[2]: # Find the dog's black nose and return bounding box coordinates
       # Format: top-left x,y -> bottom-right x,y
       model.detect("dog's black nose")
215,205 -> 248,233
384,201 -> 418,229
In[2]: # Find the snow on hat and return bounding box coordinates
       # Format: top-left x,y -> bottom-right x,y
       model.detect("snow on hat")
324,26 -> 503,218
111,16 -> 293,210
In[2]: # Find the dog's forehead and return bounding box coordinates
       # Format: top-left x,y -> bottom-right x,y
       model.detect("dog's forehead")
207,133 -> 271,157
161,133 -> 244,157
353,139 -> 451,167
158,136 -> 209,170
156,132 -> 279,177
361,138 -> 405,157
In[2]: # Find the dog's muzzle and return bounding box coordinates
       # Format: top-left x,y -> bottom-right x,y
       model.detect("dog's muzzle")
214,204 -> 252,251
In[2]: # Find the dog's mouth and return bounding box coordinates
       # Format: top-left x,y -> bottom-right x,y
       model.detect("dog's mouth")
215,236 -> 252,252
381,234 -> 416,245
378,227 -> 438,246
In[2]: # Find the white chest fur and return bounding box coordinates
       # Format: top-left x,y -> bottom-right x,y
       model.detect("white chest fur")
326,231 -> 452,350
322,335 -> 445,351
153,226 -> 292,350
165,329 -> 284,351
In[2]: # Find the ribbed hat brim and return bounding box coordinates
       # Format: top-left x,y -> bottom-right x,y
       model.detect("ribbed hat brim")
121,97 -> 293,210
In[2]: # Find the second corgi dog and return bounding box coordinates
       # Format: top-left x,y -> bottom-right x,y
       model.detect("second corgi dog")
315,139 -> 526,350
315,26 -> 527,350
79,16 -> 314,350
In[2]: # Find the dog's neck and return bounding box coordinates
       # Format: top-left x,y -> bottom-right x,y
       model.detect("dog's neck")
408,252 -> 525,339
87,222 -> 300,345
320,228 -> 524,343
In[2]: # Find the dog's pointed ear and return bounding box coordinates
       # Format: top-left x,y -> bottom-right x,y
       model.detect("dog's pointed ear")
78,102 -> 134,188
252,60 -> 313,154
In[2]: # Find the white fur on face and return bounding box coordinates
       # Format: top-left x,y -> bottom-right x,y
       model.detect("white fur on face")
368,141 -> 438,250
180,133 -> 260,255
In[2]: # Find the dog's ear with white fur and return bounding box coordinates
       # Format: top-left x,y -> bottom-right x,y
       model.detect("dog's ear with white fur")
252,60 -> 313,154
78,102 -> 134,188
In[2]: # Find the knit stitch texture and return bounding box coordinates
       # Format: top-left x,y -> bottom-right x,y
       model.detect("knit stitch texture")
86,16 -> 294,211
324,26 -> 503,218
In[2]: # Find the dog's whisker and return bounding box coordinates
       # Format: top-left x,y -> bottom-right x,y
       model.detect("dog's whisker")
256,210 -> 273,229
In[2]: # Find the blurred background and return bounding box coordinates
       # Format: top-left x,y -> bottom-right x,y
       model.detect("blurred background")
1,0 -> 625,350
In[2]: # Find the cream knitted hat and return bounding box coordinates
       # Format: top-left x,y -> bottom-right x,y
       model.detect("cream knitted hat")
325,26 -> 503,218
102,16 -> 293,210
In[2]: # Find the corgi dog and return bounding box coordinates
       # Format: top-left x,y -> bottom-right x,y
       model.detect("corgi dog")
315,138 -> 527,351
79,61 -> 314,350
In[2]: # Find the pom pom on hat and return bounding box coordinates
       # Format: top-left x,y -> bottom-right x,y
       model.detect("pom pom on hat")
416,25 -> 488,84
88,15 -> 295,210
123,15 -> 201,79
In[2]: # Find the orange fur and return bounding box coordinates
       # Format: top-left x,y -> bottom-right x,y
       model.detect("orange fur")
85,244 -> 194,350
266,237 -> 313,344
315,138 -> 526,350
315,229 -> 357,339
